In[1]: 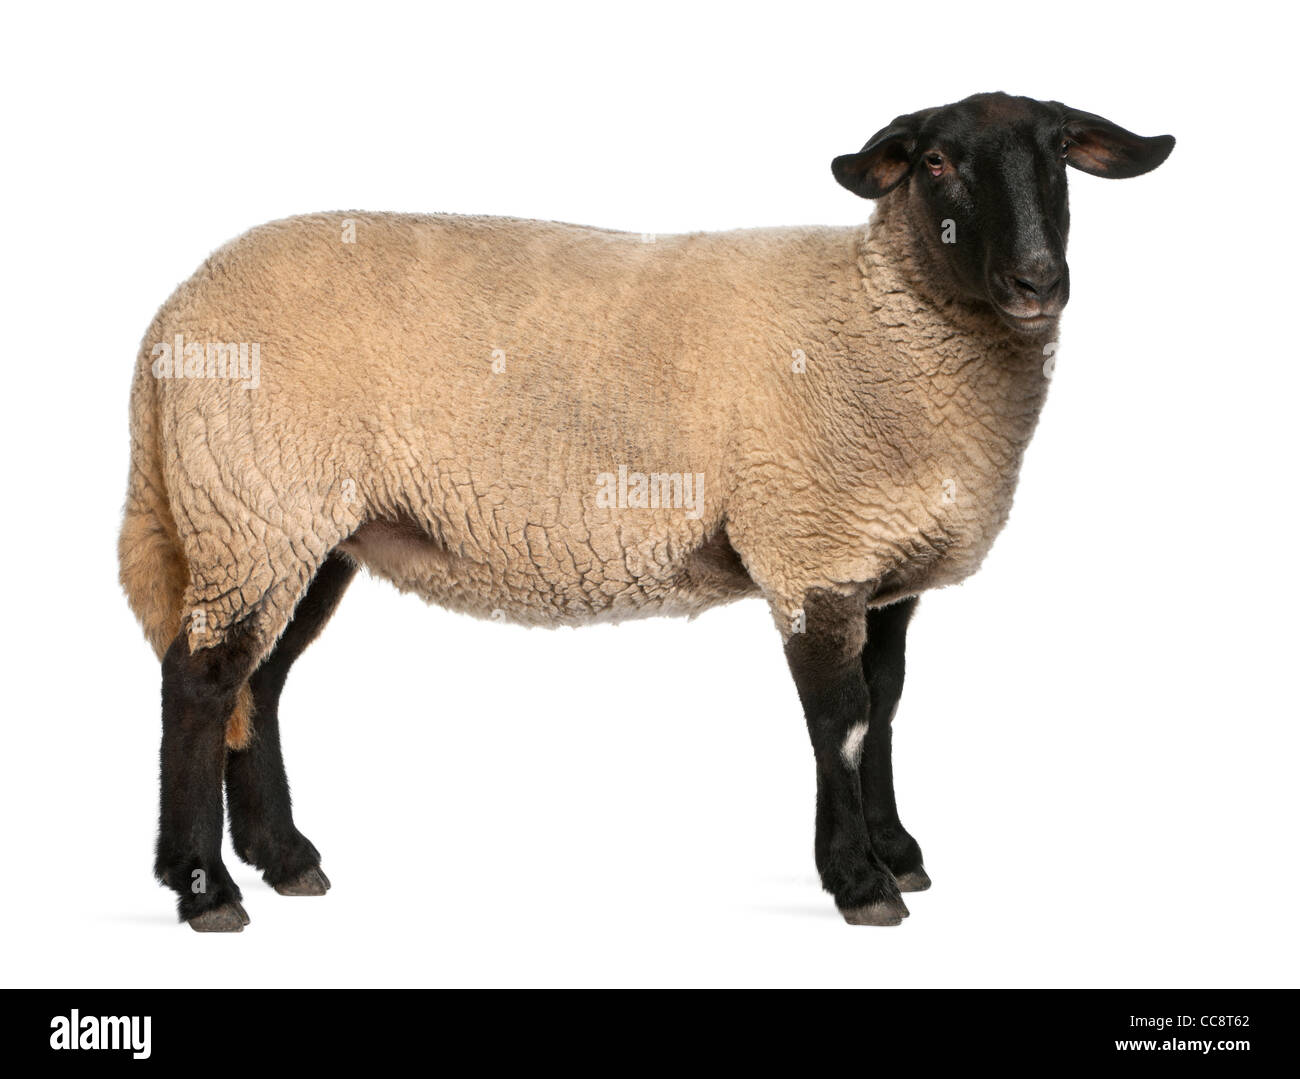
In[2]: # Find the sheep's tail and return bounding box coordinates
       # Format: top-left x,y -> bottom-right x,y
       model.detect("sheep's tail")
118,353 -> 254,749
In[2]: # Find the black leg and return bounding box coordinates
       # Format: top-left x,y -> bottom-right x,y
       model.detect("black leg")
226,552 -> 356,895
860,597 -> 929,891
155,623 -> 260,931
784,589 -> 909,925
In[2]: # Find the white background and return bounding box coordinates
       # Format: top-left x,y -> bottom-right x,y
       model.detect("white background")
3,1 -> 1295,987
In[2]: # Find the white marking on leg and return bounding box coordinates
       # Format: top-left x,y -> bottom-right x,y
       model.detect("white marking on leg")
841,721 -> 869,769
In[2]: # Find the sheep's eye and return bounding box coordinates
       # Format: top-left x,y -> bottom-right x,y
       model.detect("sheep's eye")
924,152 -> 945,176
1058,138 -> 1072,159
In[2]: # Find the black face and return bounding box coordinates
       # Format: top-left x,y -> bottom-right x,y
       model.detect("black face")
832,92 -> 1174,336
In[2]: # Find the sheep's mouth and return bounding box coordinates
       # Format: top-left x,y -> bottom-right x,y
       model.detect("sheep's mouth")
997,309 -> 1060,335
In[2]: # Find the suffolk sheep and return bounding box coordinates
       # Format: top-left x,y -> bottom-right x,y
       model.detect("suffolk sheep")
119,92 -> 1173,930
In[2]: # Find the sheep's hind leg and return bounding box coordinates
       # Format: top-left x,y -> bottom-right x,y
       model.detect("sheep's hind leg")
156,622 -> 262,932
784,589 -> 909,926
226,552 -> 356,897
860,598 -> 929,892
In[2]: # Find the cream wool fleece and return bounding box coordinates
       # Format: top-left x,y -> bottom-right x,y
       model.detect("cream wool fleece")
119,192 -> 1051,745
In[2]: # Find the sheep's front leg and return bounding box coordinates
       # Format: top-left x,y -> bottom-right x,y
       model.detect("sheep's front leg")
784,590 -> 909,925
155,626 -> 260,932
860,598 -> 929,891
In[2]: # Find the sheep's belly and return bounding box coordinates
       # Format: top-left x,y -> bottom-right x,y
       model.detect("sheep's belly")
338,518 -> 758,626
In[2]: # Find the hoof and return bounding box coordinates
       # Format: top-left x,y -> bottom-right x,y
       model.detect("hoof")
274,867 -> 331,896
840,897 -> 909,926
188,901 -> 249,933
894,867 -> 932,893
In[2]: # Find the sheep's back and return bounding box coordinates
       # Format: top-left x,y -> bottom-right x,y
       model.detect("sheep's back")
143,212 -> 847,629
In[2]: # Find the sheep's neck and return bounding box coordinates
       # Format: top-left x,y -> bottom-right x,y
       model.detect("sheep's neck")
852,189 -> 1053,398
837,195 -> 1055,550
857,192 -> 1050,356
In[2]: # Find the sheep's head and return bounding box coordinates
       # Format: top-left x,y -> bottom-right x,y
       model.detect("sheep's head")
832,92 -> 1174,336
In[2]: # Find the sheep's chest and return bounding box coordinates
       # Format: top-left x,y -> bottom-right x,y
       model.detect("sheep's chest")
857,409 -> 1041,606
866,342 -> 1049,602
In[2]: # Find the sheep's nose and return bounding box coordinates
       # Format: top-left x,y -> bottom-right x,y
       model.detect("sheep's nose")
1002,267 -> 1061,301
990,254 -> 1068,324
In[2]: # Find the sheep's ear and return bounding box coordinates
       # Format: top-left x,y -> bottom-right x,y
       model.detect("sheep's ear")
1061,109 -> 1175,179
832,110 -> 934,199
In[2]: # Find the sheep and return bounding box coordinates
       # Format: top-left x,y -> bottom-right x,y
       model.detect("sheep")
119,92 -> 1173,930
